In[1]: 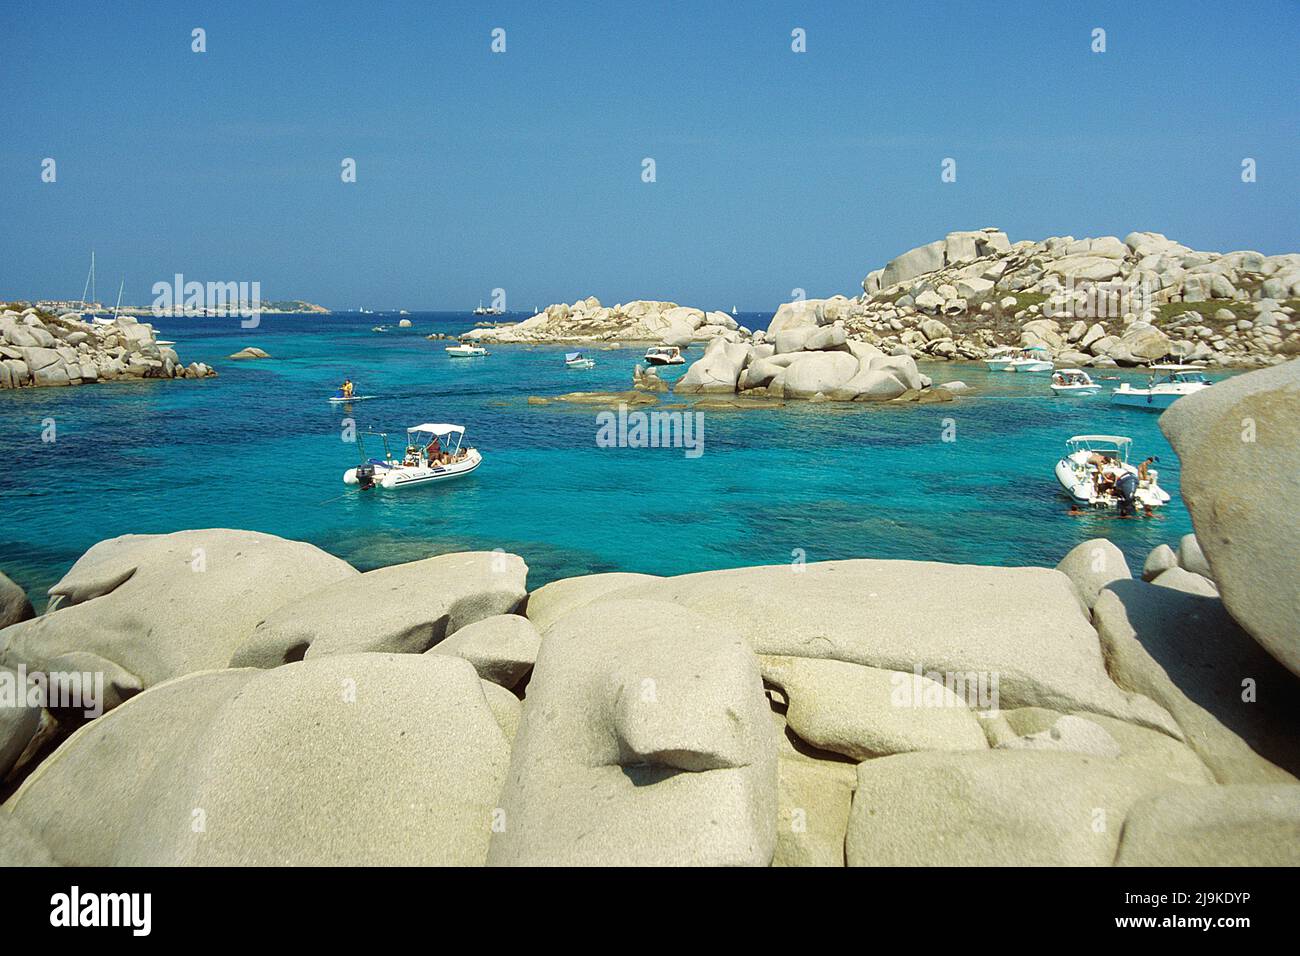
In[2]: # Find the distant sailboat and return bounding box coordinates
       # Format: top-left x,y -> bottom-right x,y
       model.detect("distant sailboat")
731,305 -> 738,315
79,251 -> 97,314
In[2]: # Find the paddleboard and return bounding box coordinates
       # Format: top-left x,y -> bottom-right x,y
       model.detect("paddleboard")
328,395 -> 377,403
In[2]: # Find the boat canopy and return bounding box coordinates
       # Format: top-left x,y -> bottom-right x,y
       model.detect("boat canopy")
1148,364 -> 1205,371
565,352 -> 583,361
1023,345 -> 1051,353
408,423 -> 464,436
1065,434 -> 1133,460
1067,434 -> 1133,446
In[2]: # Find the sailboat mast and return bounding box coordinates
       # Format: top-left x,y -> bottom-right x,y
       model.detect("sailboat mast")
113,278 -> 124,318
80,251 -> 94,310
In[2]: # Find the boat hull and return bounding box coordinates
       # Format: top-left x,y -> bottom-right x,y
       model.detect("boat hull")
1050,384 -> 1100,396
344,449 -> 482,488
1110,385 -> 1207,410
1008,360 -> 1054,373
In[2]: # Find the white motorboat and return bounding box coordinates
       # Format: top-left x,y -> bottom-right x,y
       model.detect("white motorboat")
343,423 -> 482,490
565,351 -> 595,369
644,345 -> 685,366
473,301 -> 504,316
446,342 -> 488,357
985,346 -> 1053,372
1111,364 -> 1210,410
1007,346 -> 1054,373
1054,435 -> 1170,512
983,346 -> 1019,371
1050,368 -> 1101,395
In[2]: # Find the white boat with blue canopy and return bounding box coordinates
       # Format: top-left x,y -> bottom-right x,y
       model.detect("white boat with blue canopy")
343,423 -> 481,490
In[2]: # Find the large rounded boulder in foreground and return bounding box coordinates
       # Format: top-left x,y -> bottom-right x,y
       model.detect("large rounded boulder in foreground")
488,599 -> 777,866
7,654 -> 510,865
0,530 -> 358,712
1160,359 -> 1300,676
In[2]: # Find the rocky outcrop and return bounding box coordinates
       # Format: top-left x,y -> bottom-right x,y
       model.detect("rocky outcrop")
488,599 -> 777,866
462,297 -> 748,345
228,346 -> 270,359
3,524 -> 1295,867
0,665 -> 42,779
6,654 -> 510,865
1160,359 -> 1300,675
0,307 -> 215,388
1094,580 -> 1300,783
0,571 -> 33,629
1055,538 -> 1131,611
229,551 -> 528,667
1115,784 -> 1300,866
677,317 -> 937,403
776,230 -> 1299,369
845,748 -> 1211,866
424,613 -> 539,689
0,530 -> 358,713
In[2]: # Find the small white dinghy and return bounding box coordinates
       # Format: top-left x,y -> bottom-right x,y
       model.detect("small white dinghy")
344,423 -> 482,490
1050,369 -> 1101,395
446,342 -> 488,358
1111,364 -> 1210,410
1054,435 -> 1170,512
564,351 -> 595,369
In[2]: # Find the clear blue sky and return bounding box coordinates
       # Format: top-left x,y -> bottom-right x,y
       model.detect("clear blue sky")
1,0 -> 1296,311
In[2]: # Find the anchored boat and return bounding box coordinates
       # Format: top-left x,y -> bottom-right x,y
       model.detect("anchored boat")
1110,364 -> 1210,410
565,351 -> 595,369
985,346 -> 1054,373
1054,434 -> 1170,512
1050,369 -> 1101,395
644,345 -> 685,366
343,423 -> 481,490
446,342 -> 488,357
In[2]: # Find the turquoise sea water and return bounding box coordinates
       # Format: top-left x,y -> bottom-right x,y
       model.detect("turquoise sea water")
1,312 -> 1222,604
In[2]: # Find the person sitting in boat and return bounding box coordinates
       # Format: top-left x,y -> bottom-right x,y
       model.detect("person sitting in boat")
425,436 -> 442,464
341,378 -> 354,399
1052,372 -> 1065,386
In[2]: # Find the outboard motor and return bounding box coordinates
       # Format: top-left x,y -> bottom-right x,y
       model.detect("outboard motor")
355,462 -> 376,491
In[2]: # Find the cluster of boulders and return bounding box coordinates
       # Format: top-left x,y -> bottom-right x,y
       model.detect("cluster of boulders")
2,359 -> 1295,866
674,321 -> 956,402
0,306 -> 215,388
802,228 -> 1299,369
463,297 -> 749,346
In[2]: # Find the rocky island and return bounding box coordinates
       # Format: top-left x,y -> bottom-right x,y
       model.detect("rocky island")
1,359 -> 1296,866
0,305 -> 215,389
461,229 -> 1298,405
